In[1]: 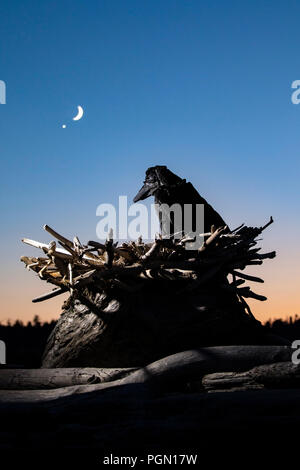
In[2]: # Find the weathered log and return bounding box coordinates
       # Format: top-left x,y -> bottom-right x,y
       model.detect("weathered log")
0,367 -> 138,390
0,346 -> 292,403
202,361 -> 300,392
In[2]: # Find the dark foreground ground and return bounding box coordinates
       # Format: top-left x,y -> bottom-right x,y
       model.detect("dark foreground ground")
0,383 -> 299,465
1,319 -> 299,465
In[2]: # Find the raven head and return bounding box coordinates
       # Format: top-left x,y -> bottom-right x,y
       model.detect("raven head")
133,166 -> 184,202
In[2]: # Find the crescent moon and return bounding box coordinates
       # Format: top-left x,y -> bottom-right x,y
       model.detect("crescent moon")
73,105 -> 84,121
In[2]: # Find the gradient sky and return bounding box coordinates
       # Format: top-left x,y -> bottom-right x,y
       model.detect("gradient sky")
0,0 -> 299,324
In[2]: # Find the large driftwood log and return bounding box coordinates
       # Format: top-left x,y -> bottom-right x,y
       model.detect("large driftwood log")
0,367 -> 138,390
0,345 -> 292,403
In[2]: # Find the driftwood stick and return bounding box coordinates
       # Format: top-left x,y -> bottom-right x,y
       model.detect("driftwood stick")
232,270 -> 264,283
73,236 -> 83,254
141,239 -> 162,261
229,279 -> 245,287
22,238 -> 72,259
22,239 -> 96,262
237,293 -> 256,320
231,223 -> 245,233
243,260 -> 263,266
260,216 -> 274,232
38,259 -> 52,278
68,262 -> 73,286
87,240 -> 106,251
73,270 -> 96,287
32,287 -> 68,303
255,251 -> 276,260
58,241 -> 78,257
104,239 -> 114,267
237,286 -> 267,301
198,226 -> 228,252
43,224 -> 73,248
26,261 -> 39,270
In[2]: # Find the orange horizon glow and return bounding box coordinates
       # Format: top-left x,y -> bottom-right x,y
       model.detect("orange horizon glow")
0,255 -> 298,325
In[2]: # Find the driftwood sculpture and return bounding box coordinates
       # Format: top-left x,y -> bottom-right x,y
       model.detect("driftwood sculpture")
20,213 -> 278,368
21,217 -> 274,306
3,168 -> 296,455
19,166 -> 287,371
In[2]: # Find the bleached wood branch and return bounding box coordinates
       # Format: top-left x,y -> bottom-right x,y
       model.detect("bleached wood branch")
22,238 -> 72,258
22,238 -> 94,261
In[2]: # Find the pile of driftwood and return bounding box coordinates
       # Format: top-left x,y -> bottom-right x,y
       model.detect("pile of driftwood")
21,217 -> 275,315
19,216 -> 280,368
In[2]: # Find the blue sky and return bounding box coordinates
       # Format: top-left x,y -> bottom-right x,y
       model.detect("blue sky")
0,0 -> 299,321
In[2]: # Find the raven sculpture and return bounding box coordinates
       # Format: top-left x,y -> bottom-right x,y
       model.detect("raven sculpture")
133,166 -> 228,238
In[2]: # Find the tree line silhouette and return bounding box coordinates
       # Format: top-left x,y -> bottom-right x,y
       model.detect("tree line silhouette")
0,316 -> 56,367
0,315 -> 299,367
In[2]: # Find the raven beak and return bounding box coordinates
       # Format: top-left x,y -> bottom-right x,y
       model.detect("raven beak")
133,184 -> 153,202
